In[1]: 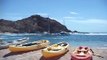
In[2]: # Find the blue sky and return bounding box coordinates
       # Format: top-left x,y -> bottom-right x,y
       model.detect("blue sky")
0,0 -> 107,32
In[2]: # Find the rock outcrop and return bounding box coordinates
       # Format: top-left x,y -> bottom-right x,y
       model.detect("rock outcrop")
0,15 -> 71,33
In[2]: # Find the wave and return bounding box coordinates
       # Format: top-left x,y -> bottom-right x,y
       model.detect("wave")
70,32 -> 107,35
84,33 -> 107,35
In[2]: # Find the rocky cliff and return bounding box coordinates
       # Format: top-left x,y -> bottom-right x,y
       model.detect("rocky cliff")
0,15 -> 71,33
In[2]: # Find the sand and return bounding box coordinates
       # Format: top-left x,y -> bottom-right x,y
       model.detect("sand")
0,47 -> 107,60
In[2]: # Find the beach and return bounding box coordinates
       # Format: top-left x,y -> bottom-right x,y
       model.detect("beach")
0,34 -> 107,60
0,47 -> 107,60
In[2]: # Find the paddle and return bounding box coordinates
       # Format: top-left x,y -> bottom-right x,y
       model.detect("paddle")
93,54 -> 104,58
90,49 -> 104,58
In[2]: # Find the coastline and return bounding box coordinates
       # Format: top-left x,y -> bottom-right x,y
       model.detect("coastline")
0,47 -> 107,60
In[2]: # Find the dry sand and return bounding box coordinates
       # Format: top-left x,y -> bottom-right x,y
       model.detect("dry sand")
0,47 -> 107,60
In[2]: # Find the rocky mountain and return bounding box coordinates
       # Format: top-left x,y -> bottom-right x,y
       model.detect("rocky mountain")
0,15 -> 71,33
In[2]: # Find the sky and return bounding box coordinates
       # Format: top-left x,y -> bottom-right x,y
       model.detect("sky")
0,0 -> 107,32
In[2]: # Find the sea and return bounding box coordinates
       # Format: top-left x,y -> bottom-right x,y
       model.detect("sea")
0,32 -> 107,49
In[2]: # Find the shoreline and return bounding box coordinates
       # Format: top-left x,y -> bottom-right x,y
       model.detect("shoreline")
1,32 -> 107,35
0,47 -> 107,60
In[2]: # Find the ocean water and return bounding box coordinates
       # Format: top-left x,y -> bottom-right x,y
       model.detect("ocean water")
0,33 -> 107,48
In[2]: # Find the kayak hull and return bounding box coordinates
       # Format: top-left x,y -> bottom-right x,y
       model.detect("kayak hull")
0,45 -> 9,49
0,37 -> 29,49
9,40 -> 50,52
42,48 -> 68,58
71,46 -> 93,60
71,54 -> 92,60
42,42 -> 69,58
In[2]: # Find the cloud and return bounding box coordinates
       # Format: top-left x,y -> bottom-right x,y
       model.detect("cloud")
2,17 -> 23,21
83,19 -> 107,24
63,11 -> 80,19
63,16 -> 83,20
63,16 -> 74,19
69,19 -> 107,24
70,12 -> 78,15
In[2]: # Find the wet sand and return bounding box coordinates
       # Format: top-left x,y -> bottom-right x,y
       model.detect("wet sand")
0,47 -> 107,60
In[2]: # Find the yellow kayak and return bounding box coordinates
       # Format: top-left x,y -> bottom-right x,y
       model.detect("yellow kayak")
9,40 -> 50,52
42,42 -> 69,58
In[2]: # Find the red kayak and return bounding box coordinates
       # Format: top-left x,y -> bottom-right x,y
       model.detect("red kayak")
71,46 -> 93,60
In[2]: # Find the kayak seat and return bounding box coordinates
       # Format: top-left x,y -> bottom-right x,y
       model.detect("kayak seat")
47,47 -> 61,51
52,49 -> 61,51
58,43 -> 67,46
22,43 -> 39,46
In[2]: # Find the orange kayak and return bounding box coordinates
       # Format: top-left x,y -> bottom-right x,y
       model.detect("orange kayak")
71,46 -> 93,60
